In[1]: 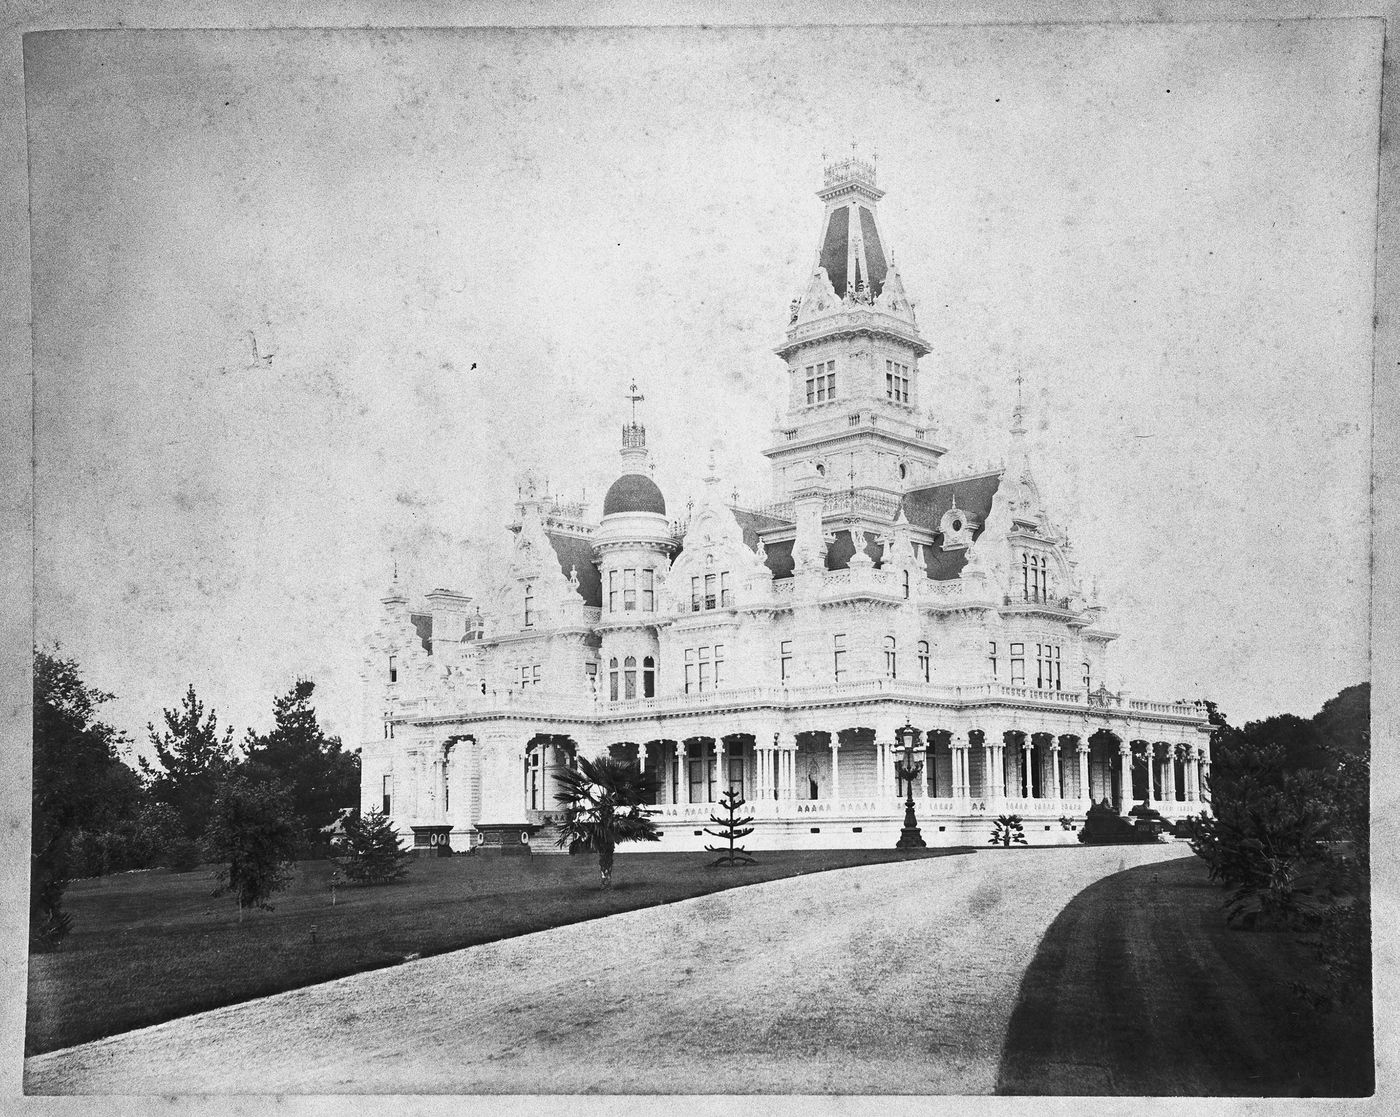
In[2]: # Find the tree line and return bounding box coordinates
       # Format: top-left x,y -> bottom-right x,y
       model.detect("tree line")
31,648 -> 360,948
1188,682 -> 1369,1011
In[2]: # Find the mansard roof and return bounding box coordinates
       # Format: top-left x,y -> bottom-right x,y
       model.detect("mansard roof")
900,472 -> 1003,580
545,531 -> 602,608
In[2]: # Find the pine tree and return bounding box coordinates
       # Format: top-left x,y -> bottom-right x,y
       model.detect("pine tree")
704,787 -> 757,866
141,684 -> 237,842
241,679 -> 360,855
332,810 -> 412,885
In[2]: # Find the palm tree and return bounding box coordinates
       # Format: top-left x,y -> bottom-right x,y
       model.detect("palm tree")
553,754 -> 661,888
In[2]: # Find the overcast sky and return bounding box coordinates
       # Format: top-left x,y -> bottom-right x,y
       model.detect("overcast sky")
24,20 -> 1378,755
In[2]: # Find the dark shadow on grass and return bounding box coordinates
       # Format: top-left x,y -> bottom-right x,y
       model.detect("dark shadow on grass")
995,856 -> 1373,1097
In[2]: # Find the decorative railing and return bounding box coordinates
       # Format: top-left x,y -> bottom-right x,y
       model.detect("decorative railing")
408,676 -> 1206,727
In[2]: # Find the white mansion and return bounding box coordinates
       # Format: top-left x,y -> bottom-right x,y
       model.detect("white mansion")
358,157 -> 1211,853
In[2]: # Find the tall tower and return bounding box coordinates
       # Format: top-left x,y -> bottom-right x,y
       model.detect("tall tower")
764,154 -> 946,503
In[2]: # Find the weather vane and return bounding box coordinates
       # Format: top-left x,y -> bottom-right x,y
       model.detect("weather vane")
626,380 -> 644,424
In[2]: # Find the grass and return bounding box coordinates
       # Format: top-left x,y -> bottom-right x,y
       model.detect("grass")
26,844 -> 968,1056
996,856 -> 1373,1096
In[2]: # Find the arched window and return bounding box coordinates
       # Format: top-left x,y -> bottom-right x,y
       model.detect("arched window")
1082,661 -> 1091,691
524,585 -> 535,627
624,655 -> 637,700
884,635 -> 897,679
1021,553 -> 1030,601
643,655 -> 656,698
609,657 -> 619,702
918,640 -> 930,682
388,655 -> 398,683
1039,555 -> 1049,601
903,569 -> 910,599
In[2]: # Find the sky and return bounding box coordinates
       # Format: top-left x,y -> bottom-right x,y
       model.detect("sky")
23,20 -> 1379,760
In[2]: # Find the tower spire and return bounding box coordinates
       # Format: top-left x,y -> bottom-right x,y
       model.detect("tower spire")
620,379 -> 648,468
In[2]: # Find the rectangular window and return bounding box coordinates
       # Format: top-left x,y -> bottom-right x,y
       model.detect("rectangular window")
382,774 -> 393,815
884,636 -> 897,679
690,758 -> 706,803
585,661 -> 598,690
704,572 -> 717,610
642,569 -> 655,611
684,648 -> 696,694
623,568 -> 637,611
1053,645 -> 1062,691
713,645 -> 725,688
1035,644 -> 1045,689
728,755 -> 745,799
609,570 -> 618,612
388,655 -> 397,684
780,639 -> 792,682
720,571 -> 732,608
698,646 -> 712,691
918,641 -> 930,683
524,587 -> 535,627
884,360 -> 910,403
624,658 -> 636,700
805,365 -> 816,404
1011,642 -> 1025,686
532,664 -> 541,688
691,576 -> 701,612
833,633 -> 847,681
988,641 -> 998,679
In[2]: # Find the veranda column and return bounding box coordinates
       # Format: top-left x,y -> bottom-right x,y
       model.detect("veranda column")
982,731 -> 999,806
1022,736 -> 1034,798
949,732 -> 967,800
1163,744 -> 1176,805
1077,742 -> 1091,804
1141,743 -> 1154,806
876,739 -> 888,799
676,741 -> 690,805
1050,740 -> 1062,804
754,742 -> 769,800
637,742 -> 647,775
829,734 -> 841,805
714,737 -> 725,801
1117,741 -> 1132,814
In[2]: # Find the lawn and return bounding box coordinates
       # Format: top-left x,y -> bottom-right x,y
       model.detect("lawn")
27,845 -> 969,1056
996,856 -> 1373,1096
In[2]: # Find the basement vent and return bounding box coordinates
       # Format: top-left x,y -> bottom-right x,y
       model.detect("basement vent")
852,827 -> 863,833
938,826 -> 946,832
810,827 -> 821,834
693,830 -> 703,836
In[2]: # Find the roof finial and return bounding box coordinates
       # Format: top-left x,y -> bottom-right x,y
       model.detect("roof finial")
1011,370 -> 1027,438
626,379 -> 644,425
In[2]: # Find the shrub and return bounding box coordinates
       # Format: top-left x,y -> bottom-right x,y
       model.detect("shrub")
990,814 -> 1027,847
332,810 -> 412,885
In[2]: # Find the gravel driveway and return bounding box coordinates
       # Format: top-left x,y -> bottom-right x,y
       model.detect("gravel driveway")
27,843 -> 1189,1095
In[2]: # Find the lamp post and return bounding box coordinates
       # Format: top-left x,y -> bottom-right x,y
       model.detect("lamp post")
894,720 -> 926,850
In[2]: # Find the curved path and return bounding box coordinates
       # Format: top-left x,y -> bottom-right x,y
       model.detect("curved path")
27,844 -> 1188,1095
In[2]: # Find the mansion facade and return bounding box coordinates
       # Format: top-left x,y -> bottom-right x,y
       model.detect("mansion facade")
358,157 -> 1211,853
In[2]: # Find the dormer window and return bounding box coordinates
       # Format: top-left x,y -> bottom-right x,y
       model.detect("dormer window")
805,360 -> 837,404
1020,553 -> 1049,602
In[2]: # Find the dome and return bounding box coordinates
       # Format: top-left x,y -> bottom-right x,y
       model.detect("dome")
602,472 -> 666,517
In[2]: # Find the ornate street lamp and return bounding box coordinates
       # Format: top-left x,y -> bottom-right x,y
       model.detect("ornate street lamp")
894,720 -> 927,850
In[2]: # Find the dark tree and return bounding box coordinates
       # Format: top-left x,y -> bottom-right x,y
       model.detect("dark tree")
553,754 -> 661,888
141,683 -> 237,841
704,787 -> 757,866
241,679 -> 360,855
332,809 -> 412,885
31,649 -> 139,948
206,776 -> 299,918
